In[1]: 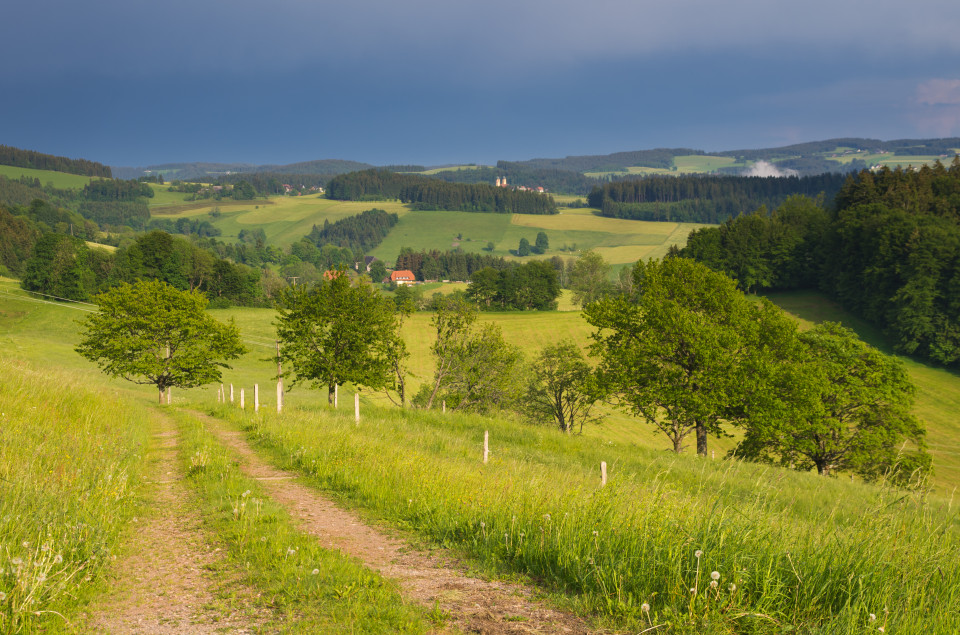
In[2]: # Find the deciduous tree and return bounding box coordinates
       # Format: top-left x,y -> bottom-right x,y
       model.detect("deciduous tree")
274,270 -> 403,404
75,280 -> 246,403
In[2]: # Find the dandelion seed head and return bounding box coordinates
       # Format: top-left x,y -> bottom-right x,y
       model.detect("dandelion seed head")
242,490 -> 250,498
0,591 -> 5,601
22,542 -> 29,549
40,544 -> 50,552
592,530 -> 598,536
232,507 -> 239,515
728,584 -> 736,592
37,573 -> 47,583
287,548 -> 296,556
711,571 -> 720,580
641,602 -> 650,613
878,628 -> 885,633
690,587 -> 697,595
260,537 -> 267,542
694,549 -> 703,558
11,558 -> 22,566
480,522 -> 485,528
311,569 -> 319,575
54,554 -> 63,564
710,580 -> 718,589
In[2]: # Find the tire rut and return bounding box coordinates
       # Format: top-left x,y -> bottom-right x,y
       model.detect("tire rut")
197,412 -> 601,635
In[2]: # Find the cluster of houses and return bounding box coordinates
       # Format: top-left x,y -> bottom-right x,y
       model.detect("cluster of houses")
495,176 -> 546,193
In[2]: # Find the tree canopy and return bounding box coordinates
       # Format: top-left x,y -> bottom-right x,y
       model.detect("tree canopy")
274,271 -> 403,403
75,280 -> 246,402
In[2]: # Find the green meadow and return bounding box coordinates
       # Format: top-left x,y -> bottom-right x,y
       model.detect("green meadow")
370,206 -> 709,267
4,271 -> 960,632
0,165 -> 95,189
3,277 -> 958,493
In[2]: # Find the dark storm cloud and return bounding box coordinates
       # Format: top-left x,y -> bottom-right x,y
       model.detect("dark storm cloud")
3,0 -> 960,165
4,0 -> 960,77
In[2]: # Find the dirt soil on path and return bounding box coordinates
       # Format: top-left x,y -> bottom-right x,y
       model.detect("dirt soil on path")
86,412 -> 263,634
200,414 -> 600,635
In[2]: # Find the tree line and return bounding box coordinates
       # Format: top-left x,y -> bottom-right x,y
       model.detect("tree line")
588,173 -> 847,223
305,209 -> 398,253
19,230 -> 263,306
0,145 -> 112,177
675,159 -> 960,368
326,169 -> 558,214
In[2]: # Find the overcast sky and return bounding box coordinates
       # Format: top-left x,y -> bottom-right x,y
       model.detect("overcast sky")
3,0 -> 960,167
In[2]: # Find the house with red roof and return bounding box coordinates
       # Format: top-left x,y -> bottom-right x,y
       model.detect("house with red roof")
390,270 -> 417,285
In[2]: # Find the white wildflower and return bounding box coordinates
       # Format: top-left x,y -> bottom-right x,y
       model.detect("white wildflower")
640,602 -> 650,613
694,549 -> 703,558
870,614 -> 876,622
710,571 -> 720,581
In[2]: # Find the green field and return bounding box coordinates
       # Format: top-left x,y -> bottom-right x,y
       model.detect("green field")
0,164 -> 95,189
3,275 -> 960,632
3,278 -> 958,493
370,207 -> 709,266
150,195 -> 411,246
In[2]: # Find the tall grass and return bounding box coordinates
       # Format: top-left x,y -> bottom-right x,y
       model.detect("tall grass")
0,360 -> 150,633
212,401 -> 960,634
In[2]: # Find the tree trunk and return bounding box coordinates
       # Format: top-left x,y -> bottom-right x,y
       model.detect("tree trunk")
671,435 -> 685,453
696,421 -> 708,457
158,387 -> 164,404
328,383 -> 335,405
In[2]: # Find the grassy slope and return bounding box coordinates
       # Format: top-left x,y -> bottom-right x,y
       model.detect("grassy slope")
0,164 -> 94,189
3,277 -> 958,492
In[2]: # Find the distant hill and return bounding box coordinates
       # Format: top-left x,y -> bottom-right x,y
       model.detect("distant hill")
113,159 -> 373,180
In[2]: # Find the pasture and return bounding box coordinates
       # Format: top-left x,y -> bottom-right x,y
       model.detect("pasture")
3,277 -> 958,492
3,277 -> 960,632
370,206 -> 710,267
0,164 -> 95,189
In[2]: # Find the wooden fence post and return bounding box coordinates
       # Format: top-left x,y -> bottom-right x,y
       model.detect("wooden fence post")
483,430 -> 489,464
442,400 -> 446,414
601,461 -> 607,487
335,384 -> 339,408
354,393 -> 360,424
254,384 -> 259,413
277,381 -> 283,414
230,384 -> 234,403
240,388 -> 245,410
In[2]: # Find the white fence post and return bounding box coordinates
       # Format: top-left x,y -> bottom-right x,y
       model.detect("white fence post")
240,388 -> 245,410
354,393 -> 360,424
230,384 -> 234,403
483,430 -> 489,464
335,384 -> 339,408
601,461 -> 607,487
255,384 -> 259,413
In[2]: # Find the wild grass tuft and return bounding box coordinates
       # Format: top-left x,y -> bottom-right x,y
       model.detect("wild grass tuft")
0,360 -> 150,633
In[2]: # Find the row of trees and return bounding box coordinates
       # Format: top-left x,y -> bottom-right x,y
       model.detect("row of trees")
0,145 -> 112,177
325,169 -> 558,214
394,248 -> 511,282
466,261 -> 561,310
676,161 -> 960,367
21,230 -> 263,306
588,173 -> 847,223
305,209 -> 398,253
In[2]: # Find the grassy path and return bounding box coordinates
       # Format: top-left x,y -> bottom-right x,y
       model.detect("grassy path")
86,411 -> 263,633
195,411 -> 599,635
